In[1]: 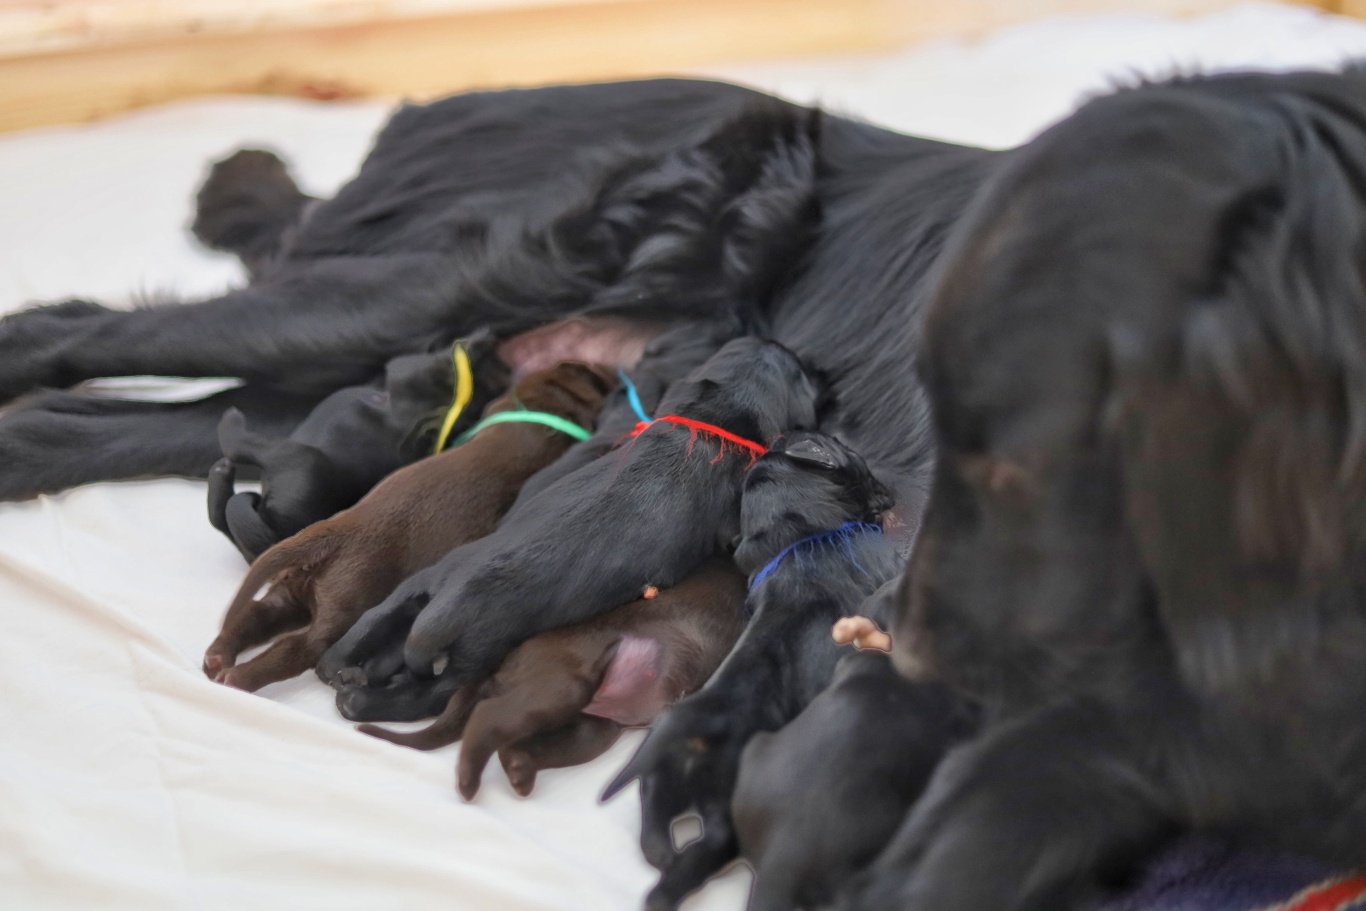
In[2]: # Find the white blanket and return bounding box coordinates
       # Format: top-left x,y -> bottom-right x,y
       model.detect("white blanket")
4,5 -> 1366,909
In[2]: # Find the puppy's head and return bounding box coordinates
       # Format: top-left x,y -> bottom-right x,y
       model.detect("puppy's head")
899,69 -> 1366,702
734,430 -> 893,574
497,361 -> 618,431
664,336 -> 824,443
385,329 -> 512,454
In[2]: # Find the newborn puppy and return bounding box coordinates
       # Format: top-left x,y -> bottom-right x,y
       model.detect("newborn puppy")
506,318 -> 740,513
207,332 -> 509,561
602,430 -> 899,911
202,361 -> 612,691
733,650 -> 972,911
319,337 -> 822,723
360,557 -> 746,801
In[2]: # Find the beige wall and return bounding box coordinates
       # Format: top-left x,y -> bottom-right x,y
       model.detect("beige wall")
0,0 -> 1339,133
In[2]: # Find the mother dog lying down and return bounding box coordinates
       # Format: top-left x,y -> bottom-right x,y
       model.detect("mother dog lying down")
0,77 -> 995,541
849,67 -> 1366,911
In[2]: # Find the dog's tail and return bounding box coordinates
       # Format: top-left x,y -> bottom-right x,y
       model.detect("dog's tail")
358,680 -> 483,751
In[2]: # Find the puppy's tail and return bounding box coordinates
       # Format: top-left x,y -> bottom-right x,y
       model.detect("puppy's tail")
358,680 -> 482,750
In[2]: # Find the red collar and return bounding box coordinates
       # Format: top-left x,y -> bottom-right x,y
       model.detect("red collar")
628,415 -> 767,462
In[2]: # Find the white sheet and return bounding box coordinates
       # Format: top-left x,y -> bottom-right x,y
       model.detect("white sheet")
4,4 -> 1366,909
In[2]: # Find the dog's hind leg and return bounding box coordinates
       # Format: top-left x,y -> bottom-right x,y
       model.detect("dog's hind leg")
0,383 -> 324,501
455,682 -> 597,800
499,716 -> 624,796
0,251 -> 461,405
204,584 -> 310,681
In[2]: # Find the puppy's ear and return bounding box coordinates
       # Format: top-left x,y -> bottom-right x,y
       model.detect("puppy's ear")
780,436 -> 842,470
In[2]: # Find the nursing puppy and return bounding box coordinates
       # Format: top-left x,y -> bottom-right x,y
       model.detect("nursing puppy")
318,337 -> 822,723
505,318 -> 740,514
603,430 -> 898,911
206,333 -> 509,561
202,361 -> 612,691
851,69 -> 1366,911
360,557 -> 746,801
733,650 -> 970,911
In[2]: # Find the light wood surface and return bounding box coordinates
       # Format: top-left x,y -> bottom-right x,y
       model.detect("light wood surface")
0,0 -> 1340,133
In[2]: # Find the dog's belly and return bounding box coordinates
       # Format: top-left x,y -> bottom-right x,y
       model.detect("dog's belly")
498,317 -> 666,376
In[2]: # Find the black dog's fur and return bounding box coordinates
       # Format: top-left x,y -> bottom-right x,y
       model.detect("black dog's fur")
206,333 -> 509,561
849,68 -> 1366,911
0,79 -> 995,556
318,337 -> 822,722
0,83 -> 824,500
733,652 -> 969,911
602,430 -> 899,911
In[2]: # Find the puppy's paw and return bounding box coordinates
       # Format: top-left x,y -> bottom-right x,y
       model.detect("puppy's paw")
202,652 -> 228,679
500,751 -> 537,797
833,615 -> 892,652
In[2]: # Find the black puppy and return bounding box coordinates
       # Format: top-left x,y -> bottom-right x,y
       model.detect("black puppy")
206,333 -> 508,561
504,318 -> 741,514
733,650 -> 969,911
850,68 -> 1366,911
318,337 -> 823,723
602,430 -> 899,911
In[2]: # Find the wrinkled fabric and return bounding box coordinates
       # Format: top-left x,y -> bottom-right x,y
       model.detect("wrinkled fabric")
5,5 -> 1366,909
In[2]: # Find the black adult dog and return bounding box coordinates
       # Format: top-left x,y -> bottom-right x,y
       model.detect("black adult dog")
603,430 -> 899,911
733,652 -> 968,911
0,78 -> 995,557
848,68 -> 1366,910
318,337 -> 822,722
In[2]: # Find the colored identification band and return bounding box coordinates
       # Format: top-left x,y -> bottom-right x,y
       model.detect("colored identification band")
433,342 -> 475,453
617,368 -> 653,423
454,410 -> 592,446
629,415 -> 767,460
749,521 -> 884,592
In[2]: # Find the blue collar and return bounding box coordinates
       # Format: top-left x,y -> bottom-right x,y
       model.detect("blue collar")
617,367 -> 653,423
747,521 -> 884,592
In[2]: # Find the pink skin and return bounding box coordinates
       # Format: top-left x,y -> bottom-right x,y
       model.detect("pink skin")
832,616 -> 892,652
497,317 -> 664,376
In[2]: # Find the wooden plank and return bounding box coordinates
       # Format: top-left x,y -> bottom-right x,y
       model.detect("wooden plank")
0,0 -> 1338,134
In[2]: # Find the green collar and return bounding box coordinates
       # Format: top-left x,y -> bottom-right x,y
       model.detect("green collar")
452,409 -> 592,446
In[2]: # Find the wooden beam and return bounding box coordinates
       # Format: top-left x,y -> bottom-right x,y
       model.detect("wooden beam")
0,0 -> 1338,134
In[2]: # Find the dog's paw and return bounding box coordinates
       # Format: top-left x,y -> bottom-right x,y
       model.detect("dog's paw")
0,300 -> 109,403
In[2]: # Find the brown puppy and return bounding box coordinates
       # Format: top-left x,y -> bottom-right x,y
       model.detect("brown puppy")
360,558 -> 746,800
202,361 -> 616,691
